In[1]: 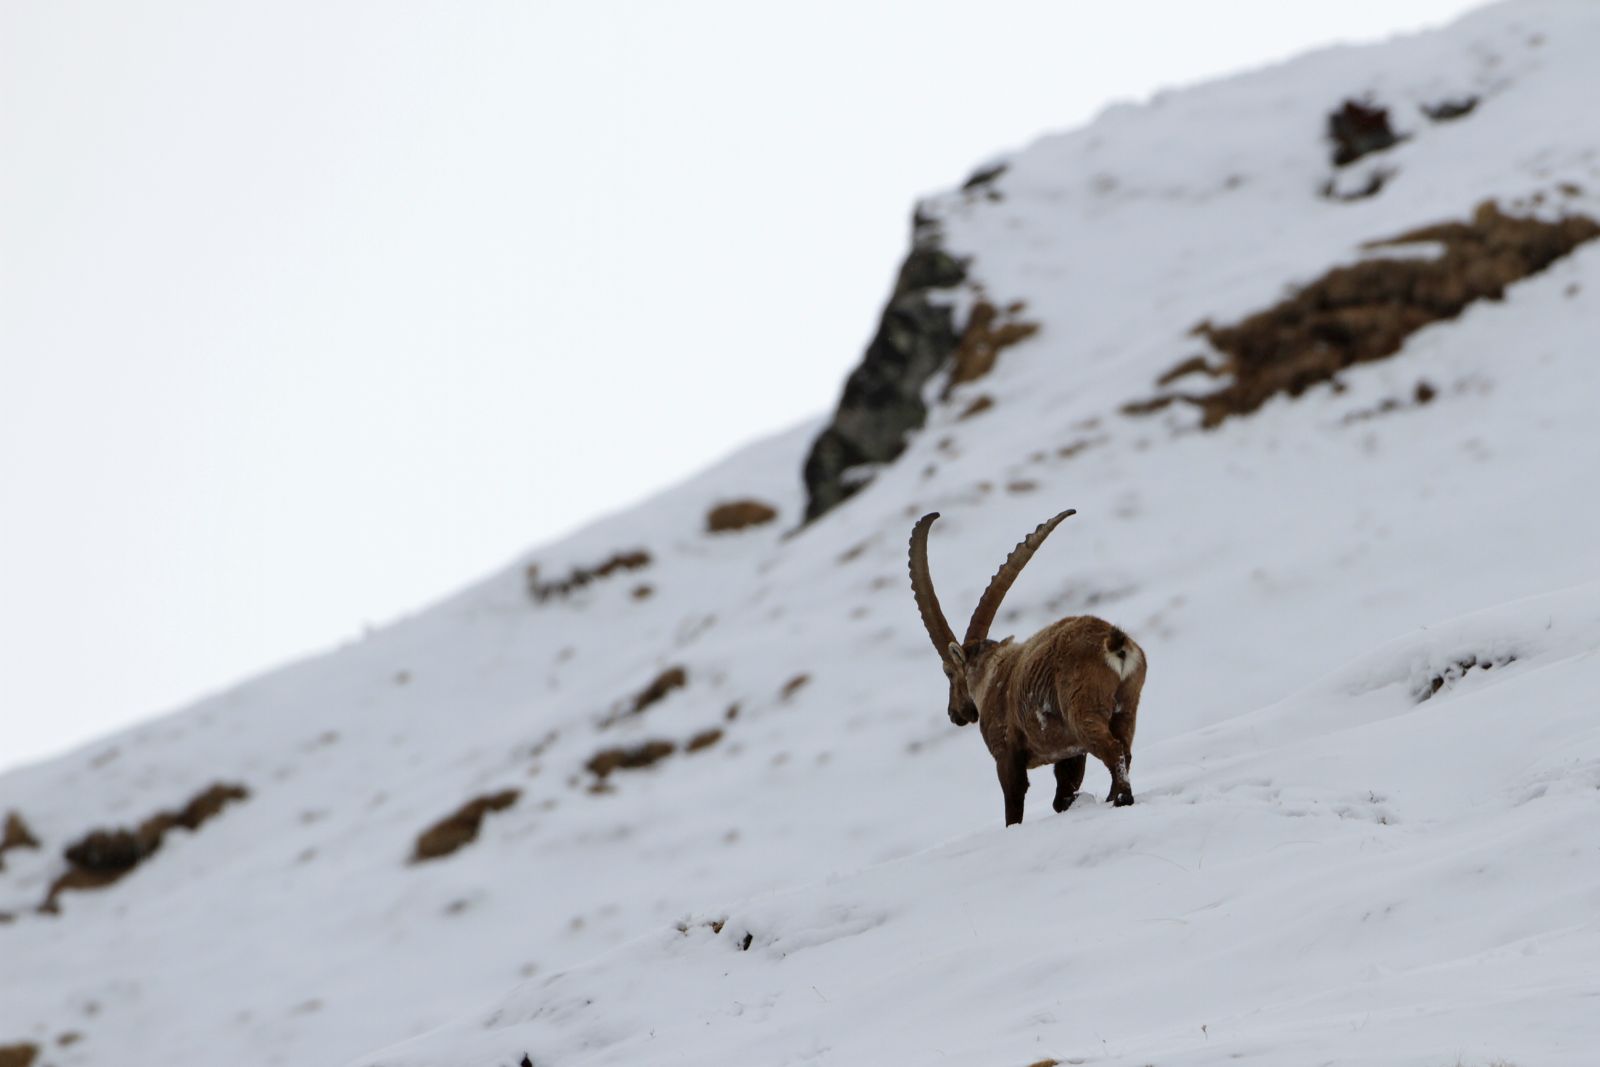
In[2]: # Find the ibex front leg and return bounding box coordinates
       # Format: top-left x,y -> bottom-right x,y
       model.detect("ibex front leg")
1052,755 -> 1086,812
1077,713 -> 1133,807
997,747 -> 1030,826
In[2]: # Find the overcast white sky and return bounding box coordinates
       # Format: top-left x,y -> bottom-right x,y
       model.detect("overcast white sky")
0,0 -> 1484,773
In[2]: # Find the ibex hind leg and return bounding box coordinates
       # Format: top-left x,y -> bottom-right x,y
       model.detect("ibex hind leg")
1052,755 -> 1086,812
997,748 -> 1030,826
1077,713 -> 1134,807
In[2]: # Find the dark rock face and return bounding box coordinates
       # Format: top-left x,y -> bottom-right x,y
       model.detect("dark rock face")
802,225 -> 967,521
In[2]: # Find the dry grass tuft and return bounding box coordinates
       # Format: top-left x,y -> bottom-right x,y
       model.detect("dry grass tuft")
684,728 -> 724,754
1133,202 -> 1599,427
944,301 -> 1040,395
0,812 -> 40,869
585,740 -> 677,780
43,783 -> 249,909
0,1043 -> 39,1067
706,499 -> 779,533
412,789 -> 520,862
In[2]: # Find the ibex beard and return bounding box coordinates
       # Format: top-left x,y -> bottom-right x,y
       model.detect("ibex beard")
909,509 -> 1147,826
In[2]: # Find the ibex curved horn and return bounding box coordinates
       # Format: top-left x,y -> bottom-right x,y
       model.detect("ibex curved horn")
908,512 -> 960,662
963,509 -> 1076,645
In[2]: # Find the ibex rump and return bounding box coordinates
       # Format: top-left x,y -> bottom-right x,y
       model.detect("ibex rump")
909,510 -> 1146,826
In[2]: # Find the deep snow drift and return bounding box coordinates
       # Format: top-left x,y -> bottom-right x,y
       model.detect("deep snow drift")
3,3 -> 1600,1066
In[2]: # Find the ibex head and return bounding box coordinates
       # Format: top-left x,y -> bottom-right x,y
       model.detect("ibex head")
908,509 -> 1077,726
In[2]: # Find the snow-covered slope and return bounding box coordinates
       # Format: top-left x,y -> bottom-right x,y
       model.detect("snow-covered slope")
4,3 -> 1600,1065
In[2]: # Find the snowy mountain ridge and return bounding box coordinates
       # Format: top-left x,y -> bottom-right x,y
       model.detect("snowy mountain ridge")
4,3 -> 1600,1065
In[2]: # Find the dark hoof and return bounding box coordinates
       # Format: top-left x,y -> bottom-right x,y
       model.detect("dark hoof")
1110,786 -> 1135,807
1053,793 -> 1077,813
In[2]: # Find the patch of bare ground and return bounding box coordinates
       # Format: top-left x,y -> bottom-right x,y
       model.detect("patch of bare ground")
42,783 -> 248,911
943,300 -> 1040,396
706,499 -> 778,532
1,812 -> 40,869
1133,202 -> 1599,427
0,1043 -> 39,1067
411,789 -> 520,863
527,549 -> 651,603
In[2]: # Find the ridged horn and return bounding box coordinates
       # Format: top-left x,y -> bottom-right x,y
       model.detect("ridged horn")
908,512 -> 960,663
963,509 -> 1077,645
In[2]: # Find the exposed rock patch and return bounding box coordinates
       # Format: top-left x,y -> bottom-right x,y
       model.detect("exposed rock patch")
705,499 -> 778,533
1134,202 -> 1600,427
43,783 -> 248,910
802,219 -> 968,521
411,789 -> 520,863
527,550 -> 651,603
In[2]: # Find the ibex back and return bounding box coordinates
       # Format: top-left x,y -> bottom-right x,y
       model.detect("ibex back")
908,510 -> 1146,826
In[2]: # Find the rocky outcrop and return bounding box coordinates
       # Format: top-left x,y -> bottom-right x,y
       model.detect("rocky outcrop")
801,218 -> 967,521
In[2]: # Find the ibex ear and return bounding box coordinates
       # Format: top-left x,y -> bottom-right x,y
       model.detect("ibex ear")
947,641 -> 966,666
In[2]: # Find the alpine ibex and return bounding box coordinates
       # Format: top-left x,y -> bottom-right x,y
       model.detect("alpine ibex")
908,510 -> 1146,826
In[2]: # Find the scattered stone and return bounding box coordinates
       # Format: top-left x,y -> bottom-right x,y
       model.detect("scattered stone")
1328,99 -> 1405,166
706,499 -> 779,533
1321,167 -> 1394,202
1422,96 -> 1478,122
411,789 -> 520,863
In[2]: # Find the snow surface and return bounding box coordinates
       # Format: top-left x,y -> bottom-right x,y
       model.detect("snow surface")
4,2 -> 1600,1065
